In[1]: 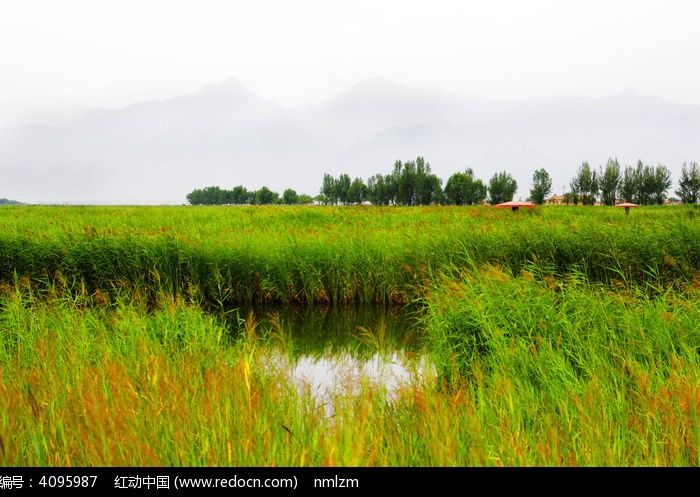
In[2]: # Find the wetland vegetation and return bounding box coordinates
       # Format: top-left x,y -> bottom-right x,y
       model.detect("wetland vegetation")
1,204 -> 698,466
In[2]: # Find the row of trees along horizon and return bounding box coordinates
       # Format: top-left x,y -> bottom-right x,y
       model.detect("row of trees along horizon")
185,157 -> 700,206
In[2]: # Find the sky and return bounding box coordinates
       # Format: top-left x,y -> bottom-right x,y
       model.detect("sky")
2,0 -> 700,124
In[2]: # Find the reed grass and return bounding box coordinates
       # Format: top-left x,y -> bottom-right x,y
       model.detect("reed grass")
2,277 -> 698,466
0,204 -> 698,309
416,261 -> 700,465
1,203 -> 699,466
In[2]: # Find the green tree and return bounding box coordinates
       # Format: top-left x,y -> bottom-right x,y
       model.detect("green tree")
676,161 -> 700,204
254,186 -> 277,205
630,160 -> 672,205
651,164 -> 673,205
231,185 -> 250,205
347,177 -> 368,204
282,188 -> 298,205
445,168 -> 487,205
297,194 -> 314,205
367,174 -> 390,205
529,168 -> 553,205
336,173 -> 352,205
444,172 -> 469,205
570,161 -> 599,205
488,171 -> 517,205
186,186 -> 228,205
620,164 -> 638,203
392,160 -> 413,205
470,178 -> 487,206
424,174 -> 444,205
387,157 -> 443,206
412,156 -> 443,205
320,173 -> 338,205
617,160 -> 672,205
599,158 -> 621,206
635,160 -> 655,205
186,188 -> 204,205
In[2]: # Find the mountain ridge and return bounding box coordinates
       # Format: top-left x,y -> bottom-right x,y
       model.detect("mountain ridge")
2,77 -> 699,205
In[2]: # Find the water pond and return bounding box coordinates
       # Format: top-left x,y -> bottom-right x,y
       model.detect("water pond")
230,303 -> 436,413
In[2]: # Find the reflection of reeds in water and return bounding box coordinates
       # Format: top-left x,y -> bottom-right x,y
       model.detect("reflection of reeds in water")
263,350 -> 437,421
267,310 -> 295,358
354,316 -> 390,356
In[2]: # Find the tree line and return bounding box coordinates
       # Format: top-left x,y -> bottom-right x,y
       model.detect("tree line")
568,159 -> 700,206
320,158 -> 524,206
186,185 -> 315,206
186,157 -> 700,206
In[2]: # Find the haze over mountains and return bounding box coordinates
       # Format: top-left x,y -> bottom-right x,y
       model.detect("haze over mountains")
2,77 -> 700,205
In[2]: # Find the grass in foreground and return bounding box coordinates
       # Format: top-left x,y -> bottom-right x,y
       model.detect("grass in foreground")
1,271 -> 698,466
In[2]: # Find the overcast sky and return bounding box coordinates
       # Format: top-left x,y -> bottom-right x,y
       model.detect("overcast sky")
2,0 -> 700,119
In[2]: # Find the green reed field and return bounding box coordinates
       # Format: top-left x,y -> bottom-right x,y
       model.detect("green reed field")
1,204 -> 699,466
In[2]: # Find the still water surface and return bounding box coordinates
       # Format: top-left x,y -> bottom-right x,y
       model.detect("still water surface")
233,303 -> 436,413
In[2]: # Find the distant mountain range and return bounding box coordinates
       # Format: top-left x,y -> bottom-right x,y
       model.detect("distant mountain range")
2,77 -> 700,205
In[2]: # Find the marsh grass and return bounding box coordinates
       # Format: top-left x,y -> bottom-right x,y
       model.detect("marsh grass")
0,283 -> 426,466
418,261 -> 700,465
1,204 -> 699,466
1,204 -> 698,309
1,276 -> 699,466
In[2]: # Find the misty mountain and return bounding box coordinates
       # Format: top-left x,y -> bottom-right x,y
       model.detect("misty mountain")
2,77 -> 700,205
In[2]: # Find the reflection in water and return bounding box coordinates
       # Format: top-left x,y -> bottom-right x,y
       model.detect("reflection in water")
233,303 -> 426,357
263,351 -> 436,417
238,303 -> 435,416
